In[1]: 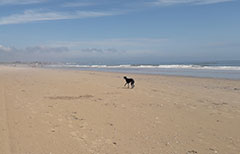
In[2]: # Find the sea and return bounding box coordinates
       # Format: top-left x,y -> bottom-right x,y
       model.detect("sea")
45,60 -> 240,80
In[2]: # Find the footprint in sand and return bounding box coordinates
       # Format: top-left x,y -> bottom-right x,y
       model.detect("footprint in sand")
66,113 -> 87,129
70,131 -> 88,142
50,124 -> 59,133
186,150 -> 198,154
105,139 -> 117,146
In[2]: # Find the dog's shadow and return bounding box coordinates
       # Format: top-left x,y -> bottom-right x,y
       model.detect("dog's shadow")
121,86 -> 134,89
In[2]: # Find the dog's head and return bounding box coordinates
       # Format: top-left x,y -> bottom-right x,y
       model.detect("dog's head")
123,76 -> 127,80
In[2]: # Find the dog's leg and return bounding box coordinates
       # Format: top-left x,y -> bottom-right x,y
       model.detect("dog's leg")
131,84 -> 135,89
124,83 -> 127,87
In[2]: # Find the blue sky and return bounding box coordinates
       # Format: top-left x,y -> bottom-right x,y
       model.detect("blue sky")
0,0 -> 239,64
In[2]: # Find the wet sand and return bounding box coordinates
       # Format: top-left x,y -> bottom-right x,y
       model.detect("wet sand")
0,66 -> 240,154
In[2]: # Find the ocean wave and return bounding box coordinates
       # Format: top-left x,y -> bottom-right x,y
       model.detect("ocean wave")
47,64 -> 240,71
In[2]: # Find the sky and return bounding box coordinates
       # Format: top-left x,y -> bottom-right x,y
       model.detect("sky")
0,0 -> 240,64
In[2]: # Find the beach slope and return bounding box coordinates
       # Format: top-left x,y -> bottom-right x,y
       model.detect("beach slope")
0,66 -> 240,154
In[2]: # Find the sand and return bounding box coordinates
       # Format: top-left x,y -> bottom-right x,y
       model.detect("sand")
0,65 -> 240,154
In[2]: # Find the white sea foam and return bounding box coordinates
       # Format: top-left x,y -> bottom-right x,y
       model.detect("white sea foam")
49,64 -> 240,71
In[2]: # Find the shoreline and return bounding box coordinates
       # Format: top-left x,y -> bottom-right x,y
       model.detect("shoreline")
2,64 -> 240,81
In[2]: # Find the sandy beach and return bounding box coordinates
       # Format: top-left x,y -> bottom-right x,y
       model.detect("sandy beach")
0,65 -> 240,154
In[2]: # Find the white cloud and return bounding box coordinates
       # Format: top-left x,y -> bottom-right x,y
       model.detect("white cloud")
0,9 -> 121,25
194,0 -> 234,5
0,44 -> 12,52
0,0 -> 46,5
49,38 -> 168,48
0,44 -> 71,62
61,2 -> 95,7
0,44 -> 68,53
24,45 -> 69,53
81,48 -> 120,53
151,0 -> 234,6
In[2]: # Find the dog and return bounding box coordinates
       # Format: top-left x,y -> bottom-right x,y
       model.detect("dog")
123,76 -> 135,88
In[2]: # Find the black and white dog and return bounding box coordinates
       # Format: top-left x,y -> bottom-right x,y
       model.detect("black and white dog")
123,76 -> 135,88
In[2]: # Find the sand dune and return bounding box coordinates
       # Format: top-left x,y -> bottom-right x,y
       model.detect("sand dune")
0,66 -> 240,154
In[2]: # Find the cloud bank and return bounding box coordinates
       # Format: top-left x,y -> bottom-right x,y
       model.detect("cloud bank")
0,44 -> 12,52
0,44 -> 69,62
0,38 -> 167,63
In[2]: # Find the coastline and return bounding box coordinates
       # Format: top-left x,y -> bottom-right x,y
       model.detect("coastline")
45,64 -> 240,80
3,62 -> 240,80
7,63 -> 240,80
0,65 -> 240,154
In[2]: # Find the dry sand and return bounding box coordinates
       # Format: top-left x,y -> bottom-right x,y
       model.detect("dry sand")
0,65 -> 240,154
